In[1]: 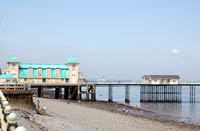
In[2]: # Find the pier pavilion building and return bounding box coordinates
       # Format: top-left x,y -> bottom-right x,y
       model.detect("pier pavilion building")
0,56 -> 81,84
143,75 -> 180,84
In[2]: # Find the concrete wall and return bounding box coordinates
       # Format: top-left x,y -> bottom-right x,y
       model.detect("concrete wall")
3,91 -> 34,107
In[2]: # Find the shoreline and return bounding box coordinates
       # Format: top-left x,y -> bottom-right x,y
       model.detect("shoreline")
62,99 -> 200,129
13,97 -> 200,131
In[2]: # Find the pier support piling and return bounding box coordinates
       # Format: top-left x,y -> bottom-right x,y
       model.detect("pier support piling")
108,85 -> 113,102
86,85 -> 89,101
140,85 -> 182,103
125,85 -> 130,103
68,86 -> 72,100
190,86 -> 196,103
64,87 -> 68,99
55,88 -> 61,99
92,85 -> 96,101
77,85 -> 81,100
38,87 -> 44,98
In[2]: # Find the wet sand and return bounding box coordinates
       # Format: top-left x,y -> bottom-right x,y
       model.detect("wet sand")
13,97 -> 200,131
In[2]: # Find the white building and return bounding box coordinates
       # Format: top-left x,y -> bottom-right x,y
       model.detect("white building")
143,75 -> 180,84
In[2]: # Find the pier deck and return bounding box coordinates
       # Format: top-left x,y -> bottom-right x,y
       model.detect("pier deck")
0,82 -> 199,103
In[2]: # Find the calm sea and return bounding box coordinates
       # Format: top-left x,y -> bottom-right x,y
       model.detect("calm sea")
81,85 -> 200,125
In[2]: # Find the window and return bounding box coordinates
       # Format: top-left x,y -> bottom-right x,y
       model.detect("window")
72,64 -> 75,70
65,79 -> 69,83
12,64 -> 15,70
42,79 -> 46,83
154,80 -> 157,82
38,72 -> 42,77
6,79 -> 10,83
72,74 -> 75,76
38,69 -> 42,78
173,80 -> 176,83
12,70 -> 15,74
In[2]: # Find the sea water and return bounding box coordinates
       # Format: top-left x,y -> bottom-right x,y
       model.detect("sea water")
91,85 -> 200,125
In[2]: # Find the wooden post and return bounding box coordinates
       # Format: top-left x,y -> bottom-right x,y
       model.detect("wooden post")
77,85 -> 81,100
38,87 -> 41,97
180,86 -> 182,103
92,85 -> 96,101
55,88 -> 61,99
190,86 -> 192,103
108,85 -> 113,102
147,86 -> 150,102
68,86 -> 72,100
155,85 -> 157,102
194,86 -> 196,103
64,87 -> 68,99
164,85 -> 166,102
86,85 -> 89,101
38,87 -> 43,98
140,86 -> 143,102
176,85 -> 178,103
125,85 -> 130,103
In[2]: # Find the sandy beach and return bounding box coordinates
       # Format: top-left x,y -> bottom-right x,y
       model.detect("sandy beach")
13,97 -> 200,131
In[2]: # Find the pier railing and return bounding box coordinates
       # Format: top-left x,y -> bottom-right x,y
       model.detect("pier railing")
1,82 -> 200,103
0,90 -> 26,131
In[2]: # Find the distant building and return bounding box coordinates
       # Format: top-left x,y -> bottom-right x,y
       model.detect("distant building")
0,74 -> 17,84
78,72 -> 87,82
1,70 -> 9,75
96,76 -> 106,82
0,56 -> 83,84
143,75 -> 180,84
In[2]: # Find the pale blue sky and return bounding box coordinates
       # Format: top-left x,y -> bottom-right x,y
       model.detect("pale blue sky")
0,0 -> 200,81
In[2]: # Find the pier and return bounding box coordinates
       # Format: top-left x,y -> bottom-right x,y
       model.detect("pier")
140,85 -> 182,103
1,82 -> 200,103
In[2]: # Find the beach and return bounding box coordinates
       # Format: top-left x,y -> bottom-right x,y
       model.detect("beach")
14,97 -> 200,131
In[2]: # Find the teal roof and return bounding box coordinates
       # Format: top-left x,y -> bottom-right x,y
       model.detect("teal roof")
19,63 -> 69,69
9,56 -> 19,63
0,74 -> 15,79
67,57 -> 79,64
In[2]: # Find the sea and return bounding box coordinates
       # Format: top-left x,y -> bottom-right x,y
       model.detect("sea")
81,85 -> 200,126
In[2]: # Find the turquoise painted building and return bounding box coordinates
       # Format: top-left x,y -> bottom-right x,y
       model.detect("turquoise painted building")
19,63 -> 69,79
5,57 -> 80,84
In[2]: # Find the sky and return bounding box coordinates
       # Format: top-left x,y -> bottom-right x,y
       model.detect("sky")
0,0 -> 200,81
